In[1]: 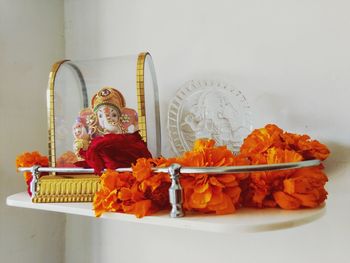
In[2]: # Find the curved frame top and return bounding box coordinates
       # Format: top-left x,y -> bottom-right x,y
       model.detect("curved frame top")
137,52 -> 161,156
47,60 -> 87,167
47,60 -> 68,168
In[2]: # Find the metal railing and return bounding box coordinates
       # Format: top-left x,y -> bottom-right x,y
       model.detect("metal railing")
18,159 -> 321,218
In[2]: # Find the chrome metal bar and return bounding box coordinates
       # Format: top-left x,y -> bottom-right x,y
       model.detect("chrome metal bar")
18,167 -> 96,173
18,167 -> 134,173
18,159 -> 320,174
179,159 -> 321,174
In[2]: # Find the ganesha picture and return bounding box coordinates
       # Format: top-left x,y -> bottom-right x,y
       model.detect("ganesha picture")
70,86 -> 151,173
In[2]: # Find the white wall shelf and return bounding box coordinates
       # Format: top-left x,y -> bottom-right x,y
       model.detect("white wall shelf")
7,192 -> 325,233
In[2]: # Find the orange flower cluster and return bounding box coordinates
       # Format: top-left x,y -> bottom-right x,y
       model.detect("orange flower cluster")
240,124 -> 329,161
240,124 -> 330,209
173,140 -> 249,214
16,151 -> 49,195
94,158 -> 170,218
94,140 -> 251,217
94,124 -> 330,217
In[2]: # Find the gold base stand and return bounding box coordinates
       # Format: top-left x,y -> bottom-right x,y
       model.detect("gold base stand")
33,174 -> 100,203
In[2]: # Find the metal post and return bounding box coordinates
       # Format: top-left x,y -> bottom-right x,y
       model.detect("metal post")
30,165 -> 41,201
168,163 -> 184,218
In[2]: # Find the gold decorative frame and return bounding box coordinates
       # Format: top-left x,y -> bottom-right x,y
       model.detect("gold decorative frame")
36,52 -> 151,202
47,60 -> 68,168
136,52 -> 148,142
47,53 -> 149,168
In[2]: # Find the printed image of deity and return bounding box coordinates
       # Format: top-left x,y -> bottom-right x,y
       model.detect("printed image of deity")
72,87 -> 139,159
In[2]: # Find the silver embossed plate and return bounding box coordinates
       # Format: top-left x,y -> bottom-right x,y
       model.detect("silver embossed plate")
168,80 -> 252,155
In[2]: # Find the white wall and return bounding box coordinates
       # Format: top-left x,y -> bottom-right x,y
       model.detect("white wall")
0,1 -> 65,262
63,0 -> 350,262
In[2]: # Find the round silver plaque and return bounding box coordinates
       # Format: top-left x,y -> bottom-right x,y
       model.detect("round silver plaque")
168,80 -> 252,155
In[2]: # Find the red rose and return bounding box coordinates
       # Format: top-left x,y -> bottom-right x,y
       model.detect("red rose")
76,132 -> 152,174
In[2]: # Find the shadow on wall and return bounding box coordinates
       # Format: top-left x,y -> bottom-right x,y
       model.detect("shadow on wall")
322,141 -> 350,195
323,141 -> 350,172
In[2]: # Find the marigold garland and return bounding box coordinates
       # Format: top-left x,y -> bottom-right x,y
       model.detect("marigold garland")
93,124 -> 329,217
16,124 -> 330,218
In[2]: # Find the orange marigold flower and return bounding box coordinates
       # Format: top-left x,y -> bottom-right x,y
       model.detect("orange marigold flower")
177,139 -> 244,214
16,151 -> 49,169
146,181 -> 171,210
93,188 -> 119,217
56,151 -> 78,167
118,187 -> 132,201
16,151 -> 49,196
281,132 -> 330,160
140,172 -> 170,192
132,157 -> 171,210
132,158 -> 153,182
100,169 -> 118,189
213,194 -> 236,215
240,124 -> 284,156
115,172 -> 135,189
266,148 -> 303,179
122,200 -> 153,218
240,124 -> 330,161
242,171 -> 270,208
273,191 -> 301,209
93,170 -> 121,216
242,148 -> 303,208
266,147 -> 303,164
192,138 -> 216,152
275,167 -> 328,209
203,146 -> 236,167
93,170 -> 134,217
178,139 -> 237,167
152,156 -> 179,168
